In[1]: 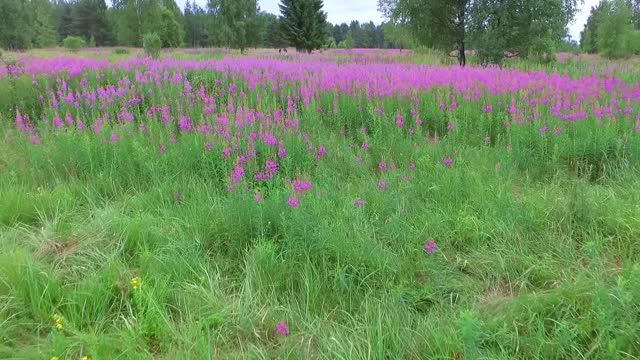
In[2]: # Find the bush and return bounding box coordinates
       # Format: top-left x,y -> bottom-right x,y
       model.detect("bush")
143,32 -> 162,59
113,48 -> 130,55
63,36 -> 85,52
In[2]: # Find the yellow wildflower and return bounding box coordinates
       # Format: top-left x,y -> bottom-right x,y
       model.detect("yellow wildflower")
130,276 -> 141,290
81,356 -> 89,360
51,357 -> 60,360
52,314 -> 64,329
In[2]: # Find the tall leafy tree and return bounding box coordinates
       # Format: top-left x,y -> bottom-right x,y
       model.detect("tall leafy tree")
382,22 -> 414,49
161,0 -> 185,43
32,0 -> 58,47
597,0 -> 636,58
580,2 -> 607,53
379,0 -> 472,66
279,0 -> 329,53
218,0 -> 261,52
470,0 -> 577,64
159,6 -> 183,47
111,0 -> 163,46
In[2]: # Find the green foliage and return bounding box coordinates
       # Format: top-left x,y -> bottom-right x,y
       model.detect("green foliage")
382,22 -> 414,49
143,32 -> 162,58
470,0 -> 570,64
597,0 -> 636,59
184,0 -> 210,47
279,0 -> 329,53
63,36 -> 85,52
580,1 -> 607,53
263,13 -> 288,48
159,6 -> 183,48
72,0 -> 111,46
0,0 -> 36,49
214,0 -> 261,52
379,0 -> 471,65
111,0 -> 163,47
380,0 -> 582,66
338,33 -> 354,49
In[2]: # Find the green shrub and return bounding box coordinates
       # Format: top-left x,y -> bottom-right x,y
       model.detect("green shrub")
113,48 -> 130,55
143,32 -> 162,59
63,36 -> 85,52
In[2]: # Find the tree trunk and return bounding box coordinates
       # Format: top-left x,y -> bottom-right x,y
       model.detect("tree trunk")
459,40 -> 466,67
458,2 -> 467,67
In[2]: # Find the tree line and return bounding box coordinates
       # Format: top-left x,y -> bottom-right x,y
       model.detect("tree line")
378,0 -> 585,66
0,0 -> 409,52
580,0 -> 640,58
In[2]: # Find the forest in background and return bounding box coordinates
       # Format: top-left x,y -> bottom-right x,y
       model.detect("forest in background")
1,1 -> 640,63
0,0 -> 409,51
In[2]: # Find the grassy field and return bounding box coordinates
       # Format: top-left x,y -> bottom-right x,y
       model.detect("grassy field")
1,49 -> 640,359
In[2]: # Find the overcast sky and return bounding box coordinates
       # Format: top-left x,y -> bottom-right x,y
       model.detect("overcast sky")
176,0 -> 602,41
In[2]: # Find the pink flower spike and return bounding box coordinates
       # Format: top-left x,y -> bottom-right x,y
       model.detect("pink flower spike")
254,192 -> 263,202
354,199 -> 365,207
442,157 -> 453,167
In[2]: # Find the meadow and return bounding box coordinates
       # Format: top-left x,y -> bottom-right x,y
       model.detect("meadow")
1,48 -> 640,359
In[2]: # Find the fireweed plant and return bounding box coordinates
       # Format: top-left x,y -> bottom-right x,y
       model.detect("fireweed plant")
0,49 -> 640,358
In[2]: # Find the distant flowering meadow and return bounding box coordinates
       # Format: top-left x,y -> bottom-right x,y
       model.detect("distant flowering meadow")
4,50 -> 640,211
3,49 -> 640,220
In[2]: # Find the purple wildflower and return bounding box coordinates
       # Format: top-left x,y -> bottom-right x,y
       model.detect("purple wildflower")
354,199 -> 365,206
287,196 -> 299,208
274,321 -> 289,335
423,239 -> 436,255
292,179 -> 313,193
442,157 -> 453,167
231,165 -> 245,183
29,134 -> 41,145
395,113 -> 404,127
